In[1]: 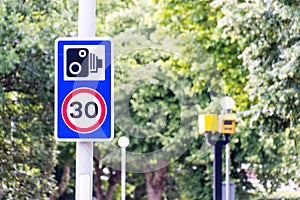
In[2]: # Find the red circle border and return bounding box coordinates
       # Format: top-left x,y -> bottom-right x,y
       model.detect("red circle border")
61,88 -> 107,133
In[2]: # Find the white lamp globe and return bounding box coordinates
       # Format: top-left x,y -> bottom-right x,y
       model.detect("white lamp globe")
220,96 -> 235,110
118,136 -> 129,148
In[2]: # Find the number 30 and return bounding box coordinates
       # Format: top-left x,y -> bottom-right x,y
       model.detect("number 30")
70,101 -> 98,118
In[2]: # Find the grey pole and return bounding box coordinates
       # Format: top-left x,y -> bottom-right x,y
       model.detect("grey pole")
118,136 -> 129,200
76,0 -> 95,199
220,97 -> 235,200
225,138 -> 230,200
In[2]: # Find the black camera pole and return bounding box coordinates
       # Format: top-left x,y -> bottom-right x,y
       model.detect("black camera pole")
206,132 -> 230,200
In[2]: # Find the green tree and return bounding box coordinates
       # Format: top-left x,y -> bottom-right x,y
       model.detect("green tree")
96,0 -> 223,199
212,0 -> 300,195
0,0 -> 74,199
153,0 -> 300,198
151,0 -> 252,198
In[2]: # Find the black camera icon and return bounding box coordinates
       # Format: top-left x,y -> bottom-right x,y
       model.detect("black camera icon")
66,48 -> 102,78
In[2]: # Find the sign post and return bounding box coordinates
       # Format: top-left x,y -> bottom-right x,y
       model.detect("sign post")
77,1 -> 95,198
55,0 -> 113,199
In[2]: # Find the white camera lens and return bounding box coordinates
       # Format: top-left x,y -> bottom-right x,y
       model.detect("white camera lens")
69,62 -> 82,75
79,49 -> 87,58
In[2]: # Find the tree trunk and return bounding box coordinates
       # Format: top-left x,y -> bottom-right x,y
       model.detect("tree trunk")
94,156 -> 121,200
146,186 -> 164,200
94,156 -> 105,200
106,173 -> 120,200
50,165 -> 71,200
145,165 -> 168,200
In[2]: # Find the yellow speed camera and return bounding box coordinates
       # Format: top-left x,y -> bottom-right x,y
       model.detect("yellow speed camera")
198,114 -> 218,134
218,114 -> 236,134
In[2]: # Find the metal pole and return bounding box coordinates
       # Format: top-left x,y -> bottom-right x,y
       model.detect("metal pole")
214,141 -> 222,200
118,136 -> 129,200
78,0 -> 95,37
76,0 -> 95,200
76,142 -> 94,200
225,108 -> 231,200
225,143 -> 230,200
121,147 -> 126,200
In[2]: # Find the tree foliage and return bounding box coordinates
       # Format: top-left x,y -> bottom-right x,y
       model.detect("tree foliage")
153,0 -> 300,198
0,0 -> 74,199
212,0 -> 300,195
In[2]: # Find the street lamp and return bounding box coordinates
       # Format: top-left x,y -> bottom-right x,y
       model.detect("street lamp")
118,136 -> 129,148
118,136 -> 129,200
221,97 -> 235,200
198,96 -> 236,200
220,96 -> 235,113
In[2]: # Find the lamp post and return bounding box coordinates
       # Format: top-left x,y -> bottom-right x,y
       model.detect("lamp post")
206,132 -> 230,200
199,96 -> 235,200
220,97 -> 235,200
118,136 -> 129,200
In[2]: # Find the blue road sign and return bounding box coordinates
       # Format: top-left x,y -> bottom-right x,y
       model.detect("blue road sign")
55,38 -> 113,141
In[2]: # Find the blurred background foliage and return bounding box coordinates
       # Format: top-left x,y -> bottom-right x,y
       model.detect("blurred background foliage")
0,0 -> 299,199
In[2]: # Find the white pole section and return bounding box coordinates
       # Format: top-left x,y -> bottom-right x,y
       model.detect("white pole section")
121,148 -> 126,200
225,143 -> 230,200
78,0 -> 95,37
221,96 -> 235,200
118,137 -> 129,200
76,0 -> 95,200
76,142 -> 94,200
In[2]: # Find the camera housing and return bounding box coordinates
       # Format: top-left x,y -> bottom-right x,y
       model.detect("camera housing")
198,114 -> 219,134
66,48 -> 89,77
218,114 -> 236,134
198,114 -> 236,134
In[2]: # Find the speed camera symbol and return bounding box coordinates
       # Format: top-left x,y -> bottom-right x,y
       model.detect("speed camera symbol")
66,48 -> 103,78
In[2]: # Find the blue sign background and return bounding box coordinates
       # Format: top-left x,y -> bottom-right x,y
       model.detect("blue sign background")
55,38 -> 113,141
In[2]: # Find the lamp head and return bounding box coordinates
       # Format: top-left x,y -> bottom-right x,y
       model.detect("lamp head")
118,136 -> 129,148
220,96 -> 235,111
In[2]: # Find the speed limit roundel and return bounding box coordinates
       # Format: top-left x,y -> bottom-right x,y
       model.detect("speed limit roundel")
61,87 -> 107,133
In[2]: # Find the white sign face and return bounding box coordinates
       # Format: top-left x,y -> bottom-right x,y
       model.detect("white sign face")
64,45 -> 105,81
62,88 -> 107,134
